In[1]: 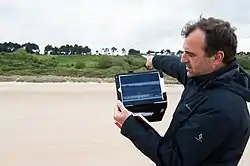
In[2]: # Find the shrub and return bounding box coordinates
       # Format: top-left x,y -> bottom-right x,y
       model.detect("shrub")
75,61 -> 86,69
237,56 -> 250,70
83,69 -> 105,78
111,58 -> 124,66
103,66 -> 127,77
125,56 -> 145,69
97,56 -> 113,69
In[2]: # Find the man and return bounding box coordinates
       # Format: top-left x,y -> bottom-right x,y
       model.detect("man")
113,17 -> 250,166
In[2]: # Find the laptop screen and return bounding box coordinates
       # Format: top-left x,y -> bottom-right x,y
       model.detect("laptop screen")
119,71 -> 163,106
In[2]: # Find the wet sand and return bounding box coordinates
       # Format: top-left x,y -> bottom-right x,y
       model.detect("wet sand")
0,83 -> 249,166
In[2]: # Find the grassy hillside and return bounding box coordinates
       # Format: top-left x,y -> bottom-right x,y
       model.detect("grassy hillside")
0,52 -> 146,77
0,50 -> 249,83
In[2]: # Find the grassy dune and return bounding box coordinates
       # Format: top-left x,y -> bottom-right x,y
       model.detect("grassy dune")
0,51 -> 249,83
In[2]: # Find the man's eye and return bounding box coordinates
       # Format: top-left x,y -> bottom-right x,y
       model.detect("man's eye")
188,53 -> 196,57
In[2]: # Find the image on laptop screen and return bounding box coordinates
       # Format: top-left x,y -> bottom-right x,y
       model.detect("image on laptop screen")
119,72 -> 163,106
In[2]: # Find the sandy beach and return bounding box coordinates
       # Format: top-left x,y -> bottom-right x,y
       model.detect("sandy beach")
0,83 -> 249,166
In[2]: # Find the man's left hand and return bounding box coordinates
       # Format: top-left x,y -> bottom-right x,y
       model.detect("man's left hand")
113,100 -> 132,126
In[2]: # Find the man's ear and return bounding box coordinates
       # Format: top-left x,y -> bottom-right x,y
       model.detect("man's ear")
213,51 -> 224,64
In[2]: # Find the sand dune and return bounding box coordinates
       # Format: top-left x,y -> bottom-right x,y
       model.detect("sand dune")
0,83 -> 249,166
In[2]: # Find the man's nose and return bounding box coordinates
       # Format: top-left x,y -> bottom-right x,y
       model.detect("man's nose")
180,54 -> 187,63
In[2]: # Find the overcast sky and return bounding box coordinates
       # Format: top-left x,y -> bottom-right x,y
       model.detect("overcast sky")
1,0 -> 250,54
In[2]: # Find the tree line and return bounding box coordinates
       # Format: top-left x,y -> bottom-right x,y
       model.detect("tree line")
0,42 -> 140,55
1,41 -> 250,56
0,42 -> 40,54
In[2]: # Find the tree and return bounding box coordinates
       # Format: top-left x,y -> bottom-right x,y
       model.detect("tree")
22,43 -> 40,54
160,49 -> 165,54
128,48 -> 140,55
146,50 -> 155,54
59,45 -> 70,55
44,44 -> 91,55
176,50 -> 184,57
165,49 -> 171,55
111,47 -> 117,55
121,48 -> 126,55
104,48 -> 109,55
44,45 -> 53,55
82,46 -> 91,54
0,42 -> 22,53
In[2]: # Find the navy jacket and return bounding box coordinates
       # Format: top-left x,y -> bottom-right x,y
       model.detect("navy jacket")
120,55 -> 250,166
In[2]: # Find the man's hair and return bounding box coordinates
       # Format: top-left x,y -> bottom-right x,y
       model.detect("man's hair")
181,16 -> 237,64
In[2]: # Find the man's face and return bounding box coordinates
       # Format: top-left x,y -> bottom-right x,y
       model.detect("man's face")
181,29 -> 224,77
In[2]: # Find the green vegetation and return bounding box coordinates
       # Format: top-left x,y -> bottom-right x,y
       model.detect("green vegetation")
236,56 -> 250,71
0,49 -> 249,83
0,50 -> 148,81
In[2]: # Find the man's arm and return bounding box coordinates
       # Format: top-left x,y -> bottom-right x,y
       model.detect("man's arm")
152,55 -> 187,85
120,108 -> 231,166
